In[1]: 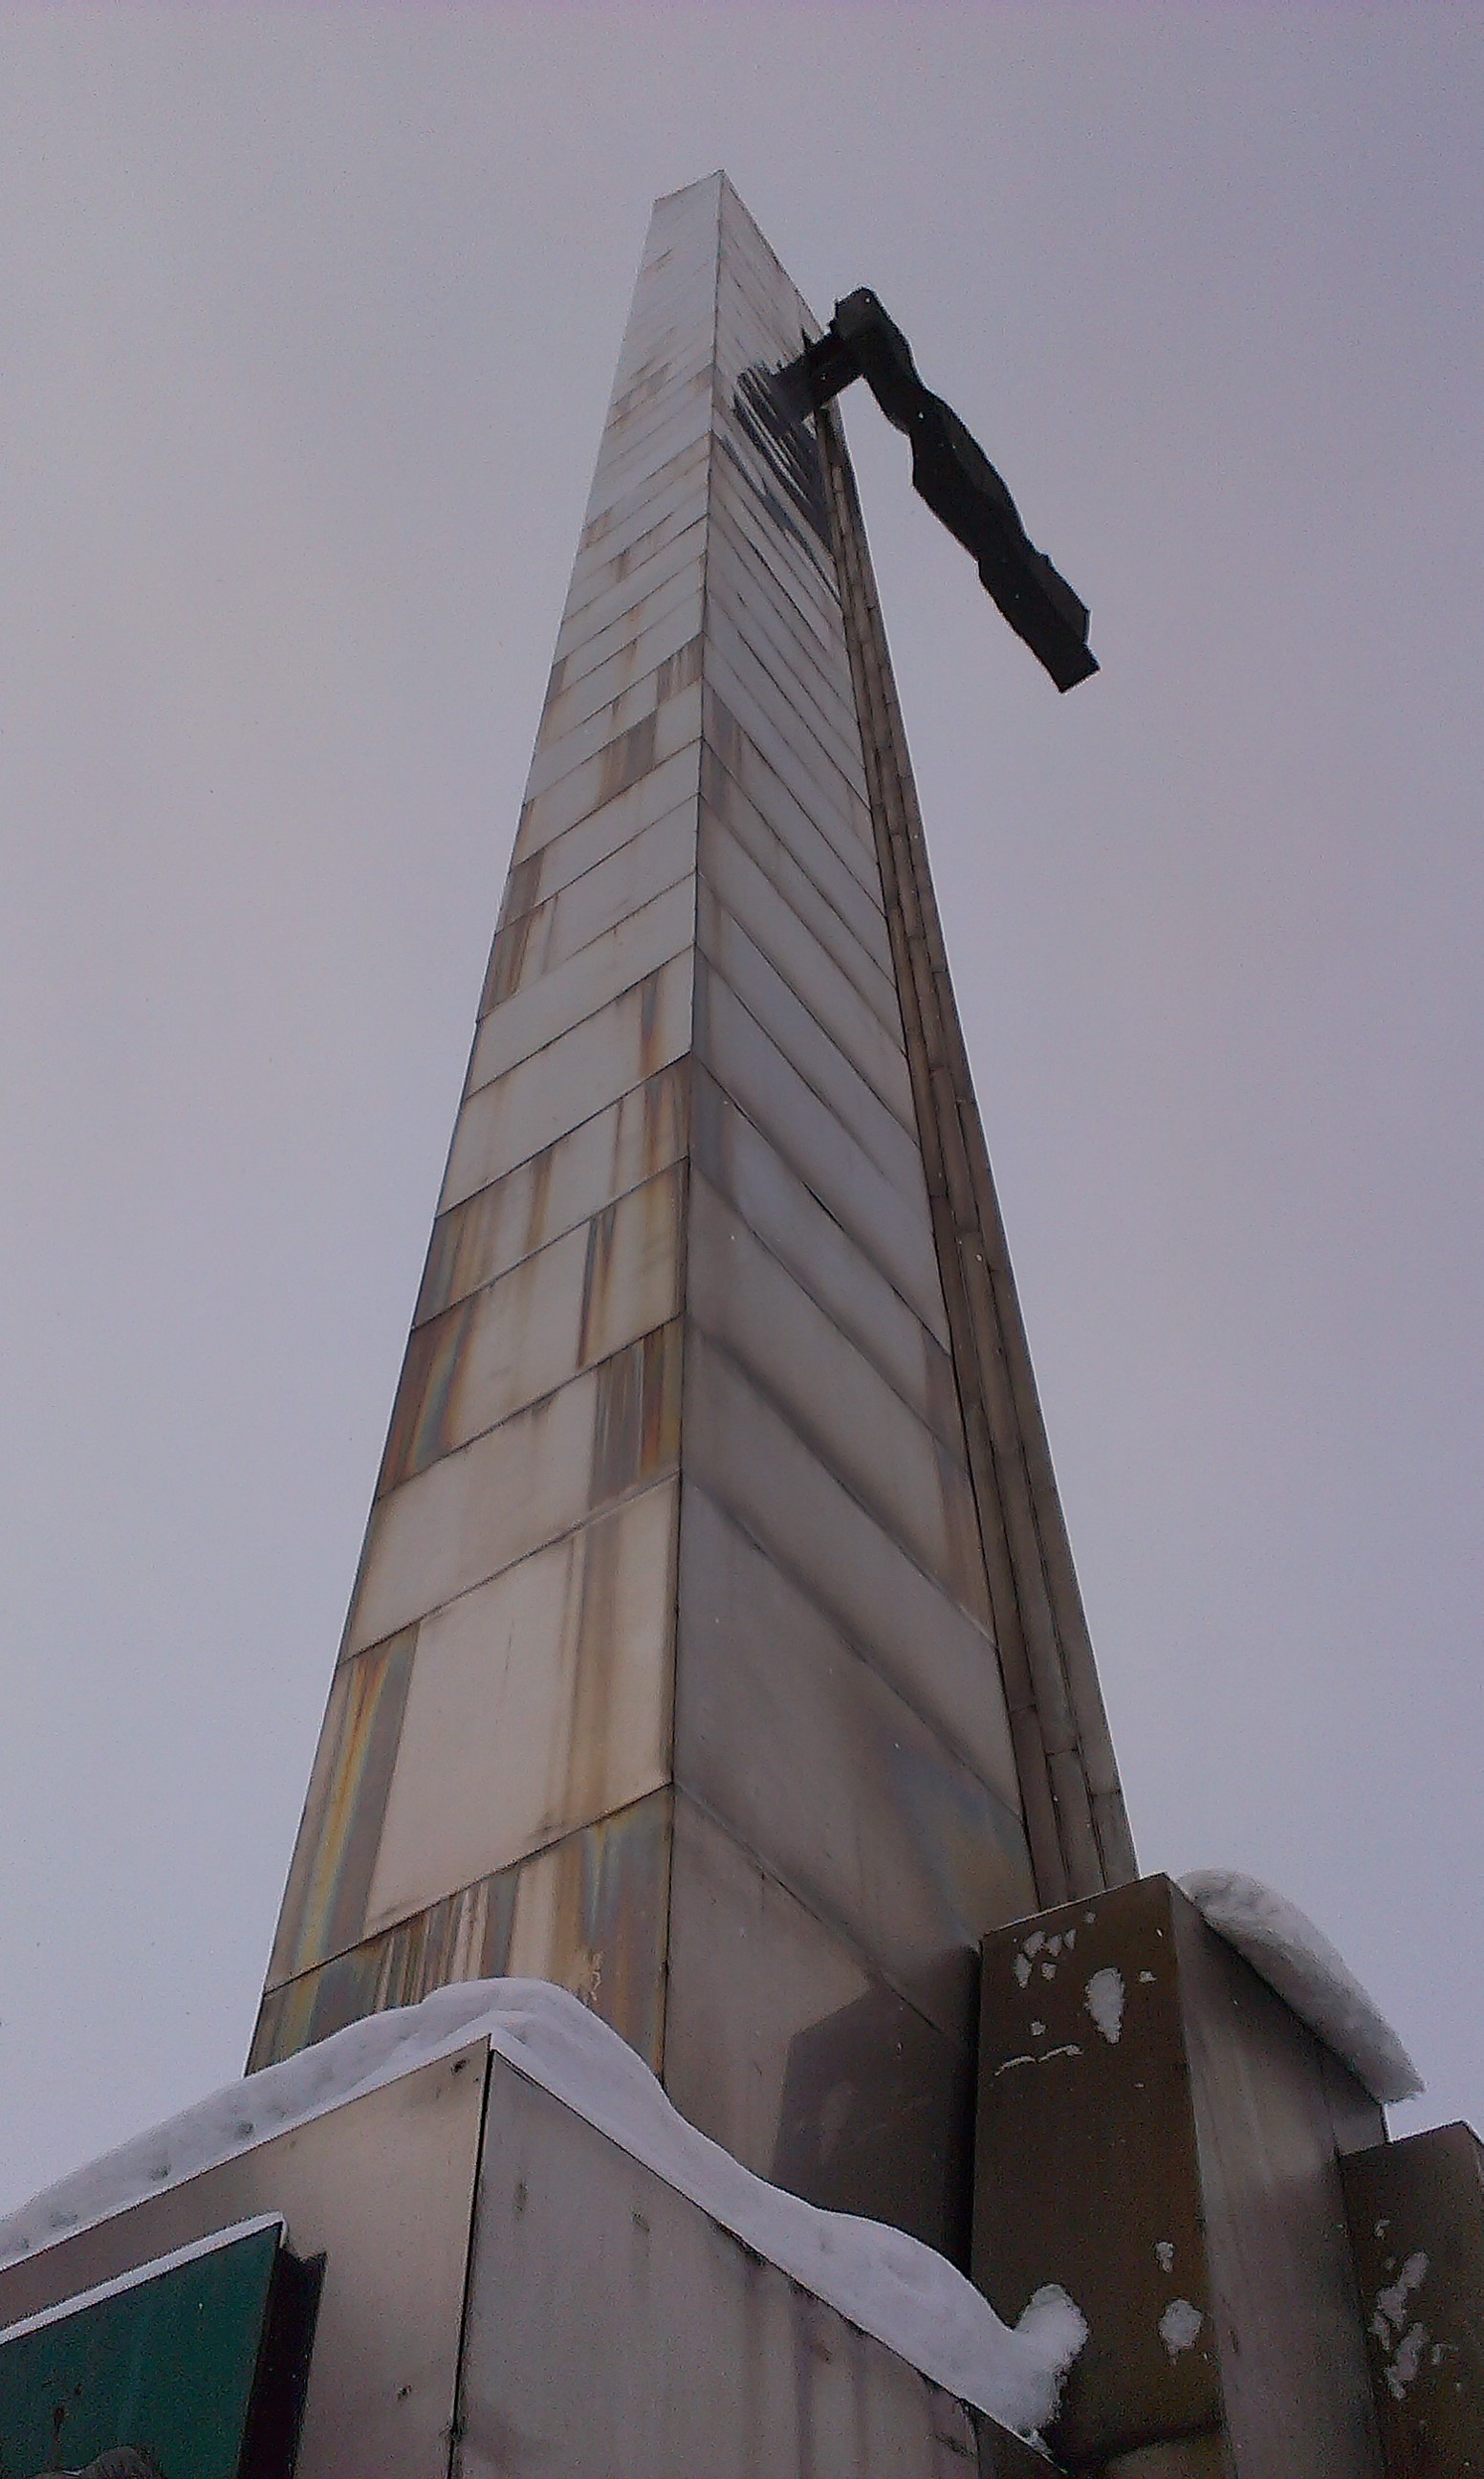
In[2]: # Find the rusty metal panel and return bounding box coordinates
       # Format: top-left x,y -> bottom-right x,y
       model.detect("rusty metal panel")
255,1791 -> 672,2075
689,1063 -> 956,1430
687,1172 -> 986,1606
974,1877 -> 1384,2475
693,960 -> 945,1327
683,1327 -> 1008,1771
676,1481 -> 1029,2029
553,516 -> 708,667
366,1480 -> 677,1932
469,877 -> 694,1092
547,571 -> 707,702
1342,2121 -> 1484,2472
444,950 -> 693,1207
698,886 -> 924,1191
416,1064 -> 688,1327
491,783 -> 696,942
664,1790 -> 974,2264
541,586 -> 707,749
0,2045 -> 489,2479
511,734 -> 701,873
268,1627 -> 416,1987
698,809 -> 914,1125
511,679 -> 702,856
482,800 -> 696,1011
457,2040 -> 1020,2479
523,631 -> 702,809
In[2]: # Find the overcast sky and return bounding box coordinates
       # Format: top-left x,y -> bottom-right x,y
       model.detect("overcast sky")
1,3 -> 1479,2213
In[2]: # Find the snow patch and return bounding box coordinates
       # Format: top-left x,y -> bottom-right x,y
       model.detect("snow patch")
1179,1871 -> 1422,2104
1154,2240 -> 1175,2274
0,1979 -> 1085,2443
1083,1966 -> 1124,2046
1159,2297 -> 1204,2358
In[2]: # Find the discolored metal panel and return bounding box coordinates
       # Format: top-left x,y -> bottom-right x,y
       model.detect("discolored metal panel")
482,798 -> 696,1011
686,1170 -> 987,1606
268,1627 -> 416,1987
511,684 -> 703,858
469,876 -> 695,1093
522,636 -> 705,820
457,2040 -> 1032,2479
444,950 -> 693,1206
0,2045 -> 490,2479
415,1064 -> 689,1327
664,1792 -> 976,2264
254,1793 -> 672,2075
366,1481 -> 677,1934
675,1480 -> 1030,2029
1342,2121 -> 1484,2473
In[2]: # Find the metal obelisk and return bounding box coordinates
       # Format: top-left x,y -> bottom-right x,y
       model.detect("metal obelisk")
251,173 -> 1133,2262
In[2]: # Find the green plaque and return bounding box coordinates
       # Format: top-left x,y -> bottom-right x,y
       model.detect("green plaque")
0,2217 -> 303,2479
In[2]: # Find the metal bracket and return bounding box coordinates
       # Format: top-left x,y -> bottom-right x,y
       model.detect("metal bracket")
778,289 -> 1099,692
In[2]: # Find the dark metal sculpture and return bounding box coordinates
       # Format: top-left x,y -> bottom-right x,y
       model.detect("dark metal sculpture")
778,289 -> 1098,691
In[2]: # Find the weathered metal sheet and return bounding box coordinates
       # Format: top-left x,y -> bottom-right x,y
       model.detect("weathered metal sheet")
511,682 -> 703,857
481,795 -> 695,1009
268,1627 -> 416,1985
1342,2121 -> 1484,2474
675,1481 -> 1030,2025
701,737 -> 897,990
469,877 -> 694,1095
415,1063 -> 688,1327
457,2040 -> 1036,2479
254,1792 -> 672,2073
0,2045 -> 490,2479
445,951 -> 693,1206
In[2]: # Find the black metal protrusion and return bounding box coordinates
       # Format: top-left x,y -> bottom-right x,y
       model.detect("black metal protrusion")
776,289 -> 1099,693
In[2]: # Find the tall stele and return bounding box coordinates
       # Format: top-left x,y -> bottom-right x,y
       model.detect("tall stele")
252,172 -> 1132,2263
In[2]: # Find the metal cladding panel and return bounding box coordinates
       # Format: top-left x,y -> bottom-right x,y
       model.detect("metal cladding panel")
469,877 -> 695,1093
686,1170 -> 985,1606
0,2046 -> 489,2479
664,1791 -> 975,2266
255,1792 -> 673,2072
693,958 -> 946,1331
675,1481 -> 1030,2033
682,1327 -> 1010,1789
415,1064 -> 688,1328
457,2042 -> 1029,2479
700,757 -> 900,1020
688,1061 -> 959,1443
443,951 -> 693,1207
697,821 -> 915,1123
483,800 -> 696,1011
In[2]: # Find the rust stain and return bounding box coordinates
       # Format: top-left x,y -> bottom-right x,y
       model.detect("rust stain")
270,1627 -> 417,1985
636,967 -> 664,1082
522,1137 -> 556,1261
254,1792 -> 673,2073
378,1295 -> 476,1492
598,709 -> 658,806
481,901 -> 541,1013
590,1321 -> 683,1506
655,633 -> 704,704
578,1197 -> 620,1367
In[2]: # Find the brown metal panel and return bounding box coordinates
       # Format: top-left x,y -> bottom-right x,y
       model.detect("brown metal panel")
675,1479 -> 1030,2030
459,2042 -> 1015,2479
1342,2121 -> 1484,2473
975,1877 -> 1386,2475
0,2045 -> 489,2479
664,1789 -> 975,2264
683,1327 -> 1006,1716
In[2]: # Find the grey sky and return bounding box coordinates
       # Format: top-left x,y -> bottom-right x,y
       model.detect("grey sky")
1,4 -> 1479,2210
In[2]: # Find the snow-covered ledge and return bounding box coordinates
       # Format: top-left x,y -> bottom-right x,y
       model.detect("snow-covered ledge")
0,1978 -> 1085,2446
1179,1871 -> 1423,2105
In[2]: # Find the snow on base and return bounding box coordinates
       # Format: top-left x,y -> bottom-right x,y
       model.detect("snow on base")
0,1979 -> 1084,2444
1180,1871 -> 1422,2104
